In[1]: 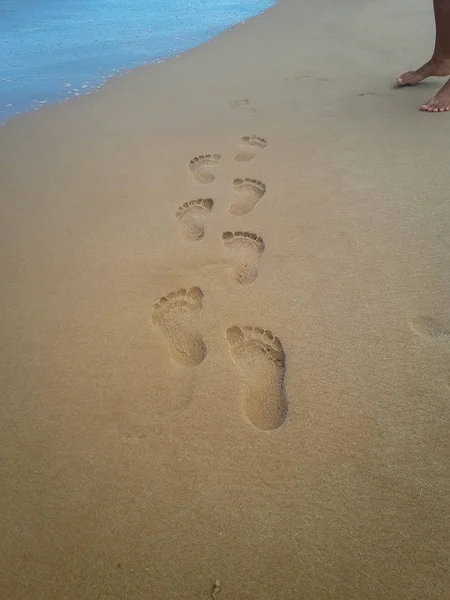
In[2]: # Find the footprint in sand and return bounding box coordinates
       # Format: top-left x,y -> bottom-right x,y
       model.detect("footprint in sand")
234,135 -> 267,162
226,326 -> 287,430
230,178 -> 266,216
152,287 -> 206,367
189,154 -> 221,184
176,198 -> 213,241
409,316 -> 450,341
221,231 -> 264,285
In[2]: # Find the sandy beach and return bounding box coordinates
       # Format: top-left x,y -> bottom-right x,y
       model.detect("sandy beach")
1,0 -> 449,598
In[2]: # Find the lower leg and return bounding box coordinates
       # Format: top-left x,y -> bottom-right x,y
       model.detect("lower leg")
433,0 -> 450,59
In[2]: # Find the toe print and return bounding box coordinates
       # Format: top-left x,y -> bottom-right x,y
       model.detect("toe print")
229,178 -> 266,215
226,325 -> 287,430
152,287 -> 206,367
189,154 -> 221,184
221,231 -> 264,284
175,198 -> 213,241
234,135 -> 267,162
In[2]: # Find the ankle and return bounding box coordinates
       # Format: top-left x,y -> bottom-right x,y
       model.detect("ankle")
431,55 -> 450,66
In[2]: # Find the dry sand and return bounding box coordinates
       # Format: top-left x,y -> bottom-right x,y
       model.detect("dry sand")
1,0 -> 449,598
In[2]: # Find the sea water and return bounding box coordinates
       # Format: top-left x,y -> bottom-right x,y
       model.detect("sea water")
0,0 -> 275,124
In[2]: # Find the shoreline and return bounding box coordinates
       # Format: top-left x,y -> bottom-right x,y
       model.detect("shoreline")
0,0 -> 277,127
1,1 -> 449,598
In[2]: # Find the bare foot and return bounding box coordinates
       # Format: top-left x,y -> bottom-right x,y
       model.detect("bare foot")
397,59 -> 450,86
421,77 -> 450,112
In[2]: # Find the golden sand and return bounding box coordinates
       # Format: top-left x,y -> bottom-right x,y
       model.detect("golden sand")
0,0 -> 449,598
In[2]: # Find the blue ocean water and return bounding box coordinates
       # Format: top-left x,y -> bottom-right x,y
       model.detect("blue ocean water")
0,0 -> 275,124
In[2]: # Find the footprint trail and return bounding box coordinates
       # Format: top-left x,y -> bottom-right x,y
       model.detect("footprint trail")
226,326 -> 287,430
152,287 -> 206,367
234,135 -> 267,162
230,178 -> 266,215
189,154 -> 221,184
176,198 -> 213,241
222,231 -> 264,284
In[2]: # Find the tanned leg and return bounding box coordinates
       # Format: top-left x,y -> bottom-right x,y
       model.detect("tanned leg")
397,0 -> 450,111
